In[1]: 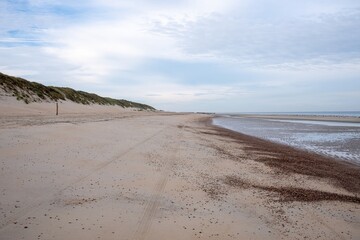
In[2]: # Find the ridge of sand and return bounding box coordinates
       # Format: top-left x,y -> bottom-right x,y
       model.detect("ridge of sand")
0,111 -> 359,240
0,89 -> 149,117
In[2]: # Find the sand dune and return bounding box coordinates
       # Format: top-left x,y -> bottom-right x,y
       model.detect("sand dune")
0,92 -> 144,117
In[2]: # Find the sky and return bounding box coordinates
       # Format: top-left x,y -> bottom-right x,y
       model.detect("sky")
1,0 -> 360,112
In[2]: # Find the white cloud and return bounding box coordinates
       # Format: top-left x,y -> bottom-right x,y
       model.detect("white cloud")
37,0 -> 242,83
1,0 -> 360,111
101,80 -> 251,111
153,7 -> 360,69
42,20 -> 177,83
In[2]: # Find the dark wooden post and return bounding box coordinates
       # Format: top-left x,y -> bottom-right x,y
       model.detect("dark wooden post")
56,102 -> 58,115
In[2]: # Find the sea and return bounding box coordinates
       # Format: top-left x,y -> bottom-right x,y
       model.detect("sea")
234,111 -> 360,117
213,112 -> 360,164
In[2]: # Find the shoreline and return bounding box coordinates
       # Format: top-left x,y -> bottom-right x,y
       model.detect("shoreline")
206,117 -> 360,196
212,114 -> 360,165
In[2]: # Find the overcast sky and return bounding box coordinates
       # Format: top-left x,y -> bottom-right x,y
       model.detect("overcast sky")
1,0 -> 360,112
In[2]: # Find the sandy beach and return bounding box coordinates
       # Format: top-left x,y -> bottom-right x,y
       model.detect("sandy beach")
1,107 -> 360,240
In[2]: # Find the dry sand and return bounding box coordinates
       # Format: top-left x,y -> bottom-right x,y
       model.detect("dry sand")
0,104 -> 360,239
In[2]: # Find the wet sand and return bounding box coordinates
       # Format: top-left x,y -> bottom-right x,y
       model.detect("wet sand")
213,116 -> 360,164
0,112 -> 359,240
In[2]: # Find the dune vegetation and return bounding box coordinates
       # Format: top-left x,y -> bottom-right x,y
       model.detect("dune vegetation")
0,72 -> 155,110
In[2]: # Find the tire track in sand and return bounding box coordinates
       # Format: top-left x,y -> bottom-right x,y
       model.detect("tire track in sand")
0,127 -> 167,233
133,129 -> 182,240
308,211 -> 347,240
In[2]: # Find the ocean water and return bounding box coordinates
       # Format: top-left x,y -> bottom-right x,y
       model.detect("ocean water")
228,111 -> 360,117
213,116 -> 360,164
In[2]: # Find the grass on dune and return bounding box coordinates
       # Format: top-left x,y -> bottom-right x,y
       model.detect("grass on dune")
0,72 -> 155,110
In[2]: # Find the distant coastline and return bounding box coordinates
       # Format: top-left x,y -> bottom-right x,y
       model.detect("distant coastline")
221,111 -> 360,117
216,112 -> 360,123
